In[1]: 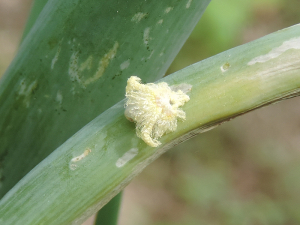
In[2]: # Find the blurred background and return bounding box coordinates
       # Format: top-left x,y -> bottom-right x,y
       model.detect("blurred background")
1,0 -> 300,224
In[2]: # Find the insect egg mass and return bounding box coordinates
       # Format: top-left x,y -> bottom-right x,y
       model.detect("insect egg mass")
125,76 -> 191,147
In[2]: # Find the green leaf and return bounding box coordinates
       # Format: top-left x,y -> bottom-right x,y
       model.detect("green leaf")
21,0 -> 49,41
94,193 -> 122,225
1,23 -> 299,225
0,0 -> 211,198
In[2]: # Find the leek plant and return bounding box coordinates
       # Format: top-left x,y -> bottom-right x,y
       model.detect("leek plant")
0,0 -> 299,224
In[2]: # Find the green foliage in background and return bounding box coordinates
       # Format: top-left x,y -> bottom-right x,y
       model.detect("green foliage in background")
169,0 -> 300,73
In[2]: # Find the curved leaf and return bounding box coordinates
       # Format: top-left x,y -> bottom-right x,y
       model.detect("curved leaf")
0,0 -> 210,197
0,23 -> 299,225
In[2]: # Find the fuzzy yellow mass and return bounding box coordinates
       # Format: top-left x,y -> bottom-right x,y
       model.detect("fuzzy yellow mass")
125,76 -> 191,147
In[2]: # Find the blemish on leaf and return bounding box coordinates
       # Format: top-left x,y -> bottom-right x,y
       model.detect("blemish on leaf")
68,51 -> 81,83
186,0 -> 193,8
18,79 -> 38,108
131,12 -> 148,23
120,59 -> 130,70
165,7 -> 173,14
84,42 -> 119,86
157,19 -> 163,25
56,91 -> 63,104
220,62 -> 230,72
147,50 -> 154,59
79,55 -> 93,71
248,37 -> 300,65
143,27 -> 151,46
51,39 -> 63,69
71,148 -> 92,163
170,83 -> 192,93
116,148 -> 138,168
69,164 -> 78,170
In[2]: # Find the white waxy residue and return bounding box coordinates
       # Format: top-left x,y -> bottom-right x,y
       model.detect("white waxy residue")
56,91 -> 63,104
157,19 -> 163,25
143,27 -> 151,45
120,59 -> 130,70
165,7 -> 173,14
131,12 -> 147,23
248,37 -> 300,65
186,0 -> 193,8
116,148 -> 138,168
147,50 -> 154,59
170,83 -> 192,93
51,40 -> 63,69
18,79 -> 38,107
68,51 -> 81,83
51,45 -> 61,70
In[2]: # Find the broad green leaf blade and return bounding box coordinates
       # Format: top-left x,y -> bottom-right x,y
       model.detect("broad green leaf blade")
0,0 -> 211,198
22,1 -> 124,223
21,0 -> 49,41
94,193 -> 122,225
1,24 -> 299,225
